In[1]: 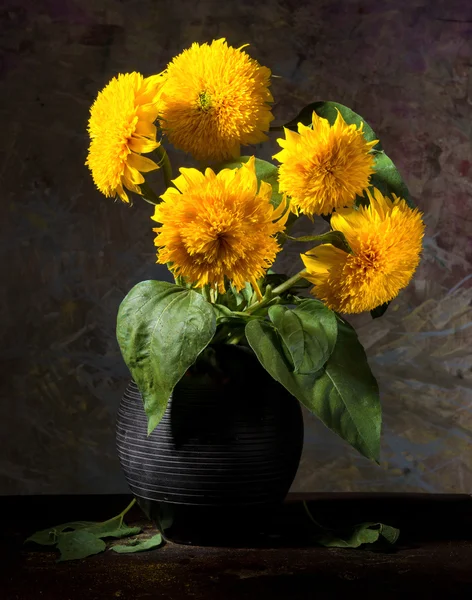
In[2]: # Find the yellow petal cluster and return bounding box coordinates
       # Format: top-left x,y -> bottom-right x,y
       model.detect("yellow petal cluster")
274,110 -> 377,217
86,72 -> 164,203
158,39 -> 274,162
301,188 -> 425,313
152,157 -> 288,297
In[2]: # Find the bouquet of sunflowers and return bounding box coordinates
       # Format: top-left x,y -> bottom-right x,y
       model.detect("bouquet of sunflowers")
86,39 -> 424,462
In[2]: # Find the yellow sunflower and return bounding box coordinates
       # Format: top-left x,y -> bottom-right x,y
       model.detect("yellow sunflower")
273,110 -> 378,217
86,72 -> 165,203
301,188 -> 425,313
158,38 -> 274,162
151,157 -> 288,298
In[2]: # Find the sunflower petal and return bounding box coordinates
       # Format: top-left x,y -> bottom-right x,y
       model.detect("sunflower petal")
136,104 -> 160,122
116,183 -> 129,203
175,168 -> 206,192
129,136 -> 160,153
124,165 -> 145,185
258,180 -> 273,203
127,152 -> 159,173
135,121 -> 157,139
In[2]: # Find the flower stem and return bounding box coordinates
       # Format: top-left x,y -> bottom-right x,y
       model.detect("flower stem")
99,498 -> 137,529
138,146 -> 173,206
246,270 -> 306,314
302,501 -> 329,531
155,145 -> 173,190
119,498 -> 136,519
272,271 -> 306,295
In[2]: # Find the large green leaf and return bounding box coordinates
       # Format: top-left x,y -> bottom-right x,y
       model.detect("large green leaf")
311,318 -> 381,461
117,280 -> 216,434
268,300 -> 337,374
246,317 -> 381,461
282,101 -> 382,151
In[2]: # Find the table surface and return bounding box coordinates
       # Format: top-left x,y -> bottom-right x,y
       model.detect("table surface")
2,493 -> 472,599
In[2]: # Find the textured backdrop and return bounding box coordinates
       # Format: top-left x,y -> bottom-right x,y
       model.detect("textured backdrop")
1,0 -> 471,494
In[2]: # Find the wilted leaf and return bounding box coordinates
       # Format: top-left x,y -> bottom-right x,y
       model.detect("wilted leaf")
111,533 -> 164,554
56,530 -> 106,562
25,522 -> 97,546
316,522 -> 400,548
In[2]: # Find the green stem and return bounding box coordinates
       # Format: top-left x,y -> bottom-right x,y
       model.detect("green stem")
246,270 -> 306,314
98,498 -> 137,529
302,501 -> 329,531
277,212 -> 299,247
138,146 -> 173,206
201,285 -> 212,304
272,271 -> 307,295
119,498 -> 137,520
155,145 -> 173,190
212,326 -> 231,344
227,333 -> 244,345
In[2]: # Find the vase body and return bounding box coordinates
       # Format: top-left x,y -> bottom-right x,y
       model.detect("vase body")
116,343 -> 304,545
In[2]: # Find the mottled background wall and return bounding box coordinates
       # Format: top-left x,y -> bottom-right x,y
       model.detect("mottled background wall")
1,0 -> 471,495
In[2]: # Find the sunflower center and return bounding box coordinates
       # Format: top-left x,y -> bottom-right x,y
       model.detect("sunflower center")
356,246 -> 382,274
321,163 -> 335,176
198,91 -> 213,111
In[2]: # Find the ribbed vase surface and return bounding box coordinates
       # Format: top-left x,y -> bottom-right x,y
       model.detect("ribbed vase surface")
116,344 -> 304,507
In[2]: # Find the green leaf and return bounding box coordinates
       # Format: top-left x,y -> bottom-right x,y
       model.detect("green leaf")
268,300 -> 337,374
246,317 -> 381,461
25,518 -> 141,548
282,101 -> 382,151
84,517 -> 142,540
368,151 -> 415,208
287,231 -> 353,254
56,530 -> 106,562
304,318 -> 381,461
111,533 -> 163,554
240,280 -> 257,305
117,280 -> 216,434
316,522 -> 400,548
25,521 -> 96,546
379,523 -> 401,544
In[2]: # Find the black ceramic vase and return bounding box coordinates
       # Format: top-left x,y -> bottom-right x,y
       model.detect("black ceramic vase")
116,343 -> 304,545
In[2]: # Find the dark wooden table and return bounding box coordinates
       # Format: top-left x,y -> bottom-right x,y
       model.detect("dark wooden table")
2,493 -> 472,599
